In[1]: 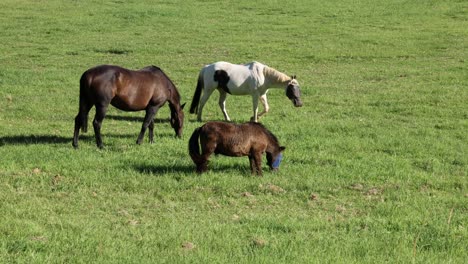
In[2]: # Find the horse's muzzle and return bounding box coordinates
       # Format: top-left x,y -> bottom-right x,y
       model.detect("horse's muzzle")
292,99 -> 303,107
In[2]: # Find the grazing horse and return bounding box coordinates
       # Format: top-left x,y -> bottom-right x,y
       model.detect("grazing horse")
189,61 -> 303,122
188,121 -> 285,176
73,65 -> 185,149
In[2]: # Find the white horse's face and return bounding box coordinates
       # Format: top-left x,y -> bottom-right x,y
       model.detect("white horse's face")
286,77 -> 303,107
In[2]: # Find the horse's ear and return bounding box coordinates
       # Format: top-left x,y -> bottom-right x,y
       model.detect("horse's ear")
181,103 -> 186,109
280,146 -> 286,152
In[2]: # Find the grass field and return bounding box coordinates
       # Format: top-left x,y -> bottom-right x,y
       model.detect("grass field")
0,0 -> 467,263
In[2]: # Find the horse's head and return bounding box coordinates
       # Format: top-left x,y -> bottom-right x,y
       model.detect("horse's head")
170,103 -> 185,138
286,76 -> 303,107
267,146 -> 286,171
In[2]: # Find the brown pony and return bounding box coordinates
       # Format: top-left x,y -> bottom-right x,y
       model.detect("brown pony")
73,65 -> 185,149
188,121 -> 285,175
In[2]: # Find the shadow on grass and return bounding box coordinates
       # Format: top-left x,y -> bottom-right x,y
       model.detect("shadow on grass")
0,134 -> 72,146
0,133 -> 135,146
134,164 -> 195,175
133,163 -> 250,176
186,115 -> 270,124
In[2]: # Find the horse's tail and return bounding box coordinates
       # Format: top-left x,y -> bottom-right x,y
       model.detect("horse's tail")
78,73 -> 90,133
189,69 -> 204,114
188,127 -> 202,163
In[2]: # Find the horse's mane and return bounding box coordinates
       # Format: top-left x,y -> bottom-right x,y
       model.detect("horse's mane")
263,66 -> 290,83
249,122 -> 280,146
143,66 -> 181,100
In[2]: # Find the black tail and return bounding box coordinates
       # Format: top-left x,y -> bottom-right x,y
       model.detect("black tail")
188,127 -> 202,163
189,70 -> 204,114
78,74 -> 90,133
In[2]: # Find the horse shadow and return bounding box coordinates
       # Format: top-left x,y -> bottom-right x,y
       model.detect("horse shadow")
0,133 -> 135,146
132,162 -> 251,176
0,134 -> 73,146
133,163 -> 194,175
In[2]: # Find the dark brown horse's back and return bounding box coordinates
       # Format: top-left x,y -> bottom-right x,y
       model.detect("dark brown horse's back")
83,65 -> 174,111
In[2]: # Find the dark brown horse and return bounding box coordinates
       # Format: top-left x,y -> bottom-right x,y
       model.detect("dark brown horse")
73,65 -> 185,149
188,121 -> 285,175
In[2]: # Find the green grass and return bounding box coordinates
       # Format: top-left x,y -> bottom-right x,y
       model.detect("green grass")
0,0 -> 467,263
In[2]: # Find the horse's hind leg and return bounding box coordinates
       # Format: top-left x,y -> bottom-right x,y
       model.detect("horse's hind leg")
73,113 -> 83,148
93,104 -> 108,149
197,141 -> 215,173
218,90 -> 231,121
73,103 -> 92,148
137,106 -> 158,145
196,152 -> 210,173
197,151 -> 211,173
197,87 -> 215,122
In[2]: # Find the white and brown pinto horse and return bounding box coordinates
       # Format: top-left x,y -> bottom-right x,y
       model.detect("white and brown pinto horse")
189,61 -> 302,122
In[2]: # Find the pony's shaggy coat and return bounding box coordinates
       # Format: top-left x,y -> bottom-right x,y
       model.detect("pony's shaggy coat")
188,121 -> 285,175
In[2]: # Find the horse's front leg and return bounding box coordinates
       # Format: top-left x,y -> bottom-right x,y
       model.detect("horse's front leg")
93,104 -> 108,149
250,150 -> 263,176
248,155 -> 255,174
257,94 -> 270,119
250,94 -> 260,122
137,106 -> 158,145
218,90 -> 231,121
